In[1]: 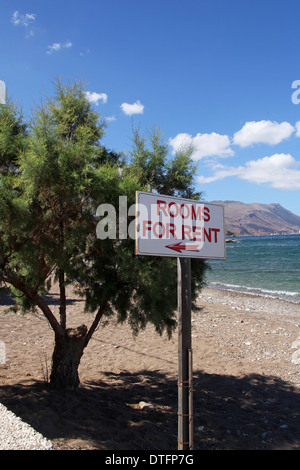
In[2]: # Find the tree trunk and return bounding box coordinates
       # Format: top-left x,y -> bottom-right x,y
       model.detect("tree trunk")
50,325 -> 88,390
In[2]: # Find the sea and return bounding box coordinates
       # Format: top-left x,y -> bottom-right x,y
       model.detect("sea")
206,234 -> 300,303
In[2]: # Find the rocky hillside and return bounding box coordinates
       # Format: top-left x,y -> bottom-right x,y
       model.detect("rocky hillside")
212,200 -> 300,236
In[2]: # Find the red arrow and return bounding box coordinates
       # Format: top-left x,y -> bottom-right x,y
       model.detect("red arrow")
166,242 -> 200,253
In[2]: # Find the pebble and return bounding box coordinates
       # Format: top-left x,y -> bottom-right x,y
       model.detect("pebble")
291,350 -> 300,365
291,339 -> 300,350
0,403 -> 54,450
138,401 -> 154,410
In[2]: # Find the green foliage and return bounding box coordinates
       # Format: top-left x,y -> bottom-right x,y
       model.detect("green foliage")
0,101 -> 27,175
0,79 -> 208,339
128,125 -> 199,199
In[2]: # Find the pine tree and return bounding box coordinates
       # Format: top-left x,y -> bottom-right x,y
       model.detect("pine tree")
0,80 -> 208,390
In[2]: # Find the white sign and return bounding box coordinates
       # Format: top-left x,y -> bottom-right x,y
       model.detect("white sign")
0,81 -> 6,104
135,191 -> 226,259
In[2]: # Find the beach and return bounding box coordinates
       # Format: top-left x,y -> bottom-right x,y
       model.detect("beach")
0,285 -> 300,450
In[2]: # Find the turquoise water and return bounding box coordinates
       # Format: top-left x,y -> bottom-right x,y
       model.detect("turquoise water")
206,234 -> 300,303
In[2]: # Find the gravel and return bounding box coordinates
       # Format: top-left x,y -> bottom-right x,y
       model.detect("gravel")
0,403 -> 54,450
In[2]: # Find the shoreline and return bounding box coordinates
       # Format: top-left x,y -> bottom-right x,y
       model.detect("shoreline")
198,286 -> 300,327
200,285 -> 300,314
205,281 -> 300,305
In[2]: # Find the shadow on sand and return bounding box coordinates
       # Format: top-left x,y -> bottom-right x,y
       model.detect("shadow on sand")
0,289 -> 84,308
0,369 -> 300,450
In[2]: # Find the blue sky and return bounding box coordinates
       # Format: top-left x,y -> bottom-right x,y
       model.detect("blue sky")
2,0 -> 300,216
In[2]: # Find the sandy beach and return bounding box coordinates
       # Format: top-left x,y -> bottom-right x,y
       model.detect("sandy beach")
0,285 -> 300,450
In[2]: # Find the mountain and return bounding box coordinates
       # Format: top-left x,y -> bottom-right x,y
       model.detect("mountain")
211,200 -> 300,236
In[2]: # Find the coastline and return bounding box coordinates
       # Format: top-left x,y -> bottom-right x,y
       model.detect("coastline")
199,285 -> 300,323
0,283 -> 300,449
205,280 -> 300,304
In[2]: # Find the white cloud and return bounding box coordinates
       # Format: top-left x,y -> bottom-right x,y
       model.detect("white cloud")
233,120 -> 294,147
197,165 -> 235,184
168,133 -> 193,152
169,132 -> 233,160
11,10 -> 36,37
80,49 -> 91,57
12,10 -> 36,27
47,43 -> 61,53
47,41 -> 72,55
239,154 -> 300,189
105,116 -> 116,122
198,153 -> 300,190
64,41 -> 72,49
85,91 -> 108,105
120,100 -> 144,116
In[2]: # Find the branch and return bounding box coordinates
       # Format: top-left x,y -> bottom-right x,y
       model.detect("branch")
0,272 -> 64,338
57,217 -> 67,329
58,268 -> 66,329
84,303 -> 107,348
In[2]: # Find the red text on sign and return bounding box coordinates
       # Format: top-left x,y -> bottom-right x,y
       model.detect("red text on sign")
143,220 -> 176,238
142,220 -> 220,242
157,200 -> 210,222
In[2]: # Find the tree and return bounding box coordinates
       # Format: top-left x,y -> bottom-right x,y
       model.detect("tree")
129,125 -> 199,199
0,81 -> 208,390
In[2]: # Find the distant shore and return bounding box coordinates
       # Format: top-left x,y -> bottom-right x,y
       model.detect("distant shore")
226,232 -> 300,238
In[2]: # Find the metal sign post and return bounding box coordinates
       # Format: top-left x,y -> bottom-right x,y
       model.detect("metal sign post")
177,257 -> 193,450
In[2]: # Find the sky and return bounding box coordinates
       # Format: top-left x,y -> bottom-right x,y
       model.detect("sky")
2,0 -> 300,216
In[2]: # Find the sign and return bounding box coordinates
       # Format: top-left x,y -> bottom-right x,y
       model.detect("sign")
135,191 -> 227,449
135,191 -> 226,260
0,81 -> 6,104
